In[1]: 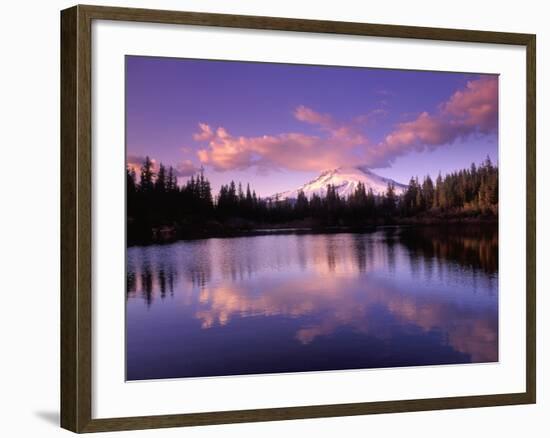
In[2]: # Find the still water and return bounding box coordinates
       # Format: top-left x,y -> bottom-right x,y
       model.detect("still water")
126,226 -> 498,380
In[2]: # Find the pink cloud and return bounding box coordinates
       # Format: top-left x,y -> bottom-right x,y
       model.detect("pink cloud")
193,76 -> 498,171
197,129 -> 363,172
442,76 -> 498,131
294,105 -> 333,128
126,154 -> 198,180
196,107 -> 370,172
174,159 -> 199,177
294,105 -> 375,142
369,76 -> 498,167
193,123 -> 214,141
126,154 -> 157,175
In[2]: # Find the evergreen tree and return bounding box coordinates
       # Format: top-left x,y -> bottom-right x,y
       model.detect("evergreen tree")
139,156 -> 155,192
383,182 -> 397,216
366,188 -> 376,217
155,164 -> 166,193
434,172 -> 443,209
422,175 -> 435,210
404,177 -> 419,214
127,166 -> 137,217
167,166 -> 177,192
295,190 -> 309,218
127,166 -> 136,194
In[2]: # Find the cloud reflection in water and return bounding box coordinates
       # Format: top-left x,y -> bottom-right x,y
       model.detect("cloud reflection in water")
126,226 -> 498,380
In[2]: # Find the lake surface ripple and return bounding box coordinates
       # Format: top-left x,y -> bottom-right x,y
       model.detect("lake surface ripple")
126,225 -> 498,380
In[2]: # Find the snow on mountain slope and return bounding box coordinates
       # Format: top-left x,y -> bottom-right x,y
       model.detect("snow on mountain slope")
269,166 -> 407,201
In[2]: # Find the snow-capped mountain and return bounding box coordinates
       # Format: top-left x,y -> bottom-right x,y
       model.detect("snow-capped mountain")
269,166 -> 407,201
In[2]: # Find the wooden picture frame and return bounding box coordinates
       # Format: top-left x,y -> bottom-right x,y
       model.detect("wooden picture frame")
61,4 -> 536,433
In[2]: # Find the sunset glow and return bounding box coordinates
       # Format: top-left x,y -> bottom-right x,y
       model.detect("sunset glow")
126,57 -> 498,196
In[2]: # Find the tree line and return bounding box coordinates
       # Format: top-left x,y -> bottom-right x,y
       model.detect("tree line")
127,156 -> 497,243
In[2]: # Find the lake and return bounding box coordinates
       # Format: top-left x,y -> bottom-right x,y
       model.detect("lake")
126,225 -> 498,380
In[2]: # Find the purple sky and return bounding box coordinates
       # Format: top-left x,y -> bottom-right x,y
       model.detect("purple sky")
126,56 -> 498,197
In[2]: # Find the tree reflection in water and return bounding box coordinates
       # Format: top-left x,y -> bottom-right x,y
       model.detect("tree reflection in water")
126,225 -> 498,380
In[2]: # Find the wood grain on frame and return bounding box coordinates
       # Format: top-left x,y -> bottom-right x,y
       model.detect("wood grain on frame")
60,4 -> 536,433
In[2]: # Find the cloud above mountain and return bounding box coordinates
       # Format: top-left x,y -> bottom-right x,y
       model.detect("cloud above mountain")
193,76 -> 498,172
195,107 -> 370,172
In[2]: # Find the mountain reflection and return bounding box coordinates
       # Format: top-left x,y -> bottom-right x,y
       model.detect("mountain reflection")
126,226 -> 498,380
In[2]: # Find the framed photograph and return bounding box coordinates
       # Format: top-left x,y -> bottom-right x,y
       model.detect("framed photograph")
60,5 -> 536,433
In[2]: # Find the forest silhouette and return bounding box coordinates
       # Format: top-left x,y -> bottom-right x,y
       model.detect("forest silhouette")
127,157 -> 498,244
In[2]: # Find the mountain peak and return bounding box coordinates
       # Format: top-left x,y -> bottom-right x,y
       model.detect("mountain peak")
269,166 -> 406,201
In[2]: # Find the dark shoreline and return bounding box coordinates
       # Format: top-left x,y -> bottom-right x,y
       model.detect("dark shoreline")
127,217 -> 497,247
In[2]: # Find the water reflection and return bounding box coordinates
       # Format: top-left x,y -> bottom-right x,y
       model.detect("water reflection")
126,226 -> 498,380
399,225 -> 498,274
